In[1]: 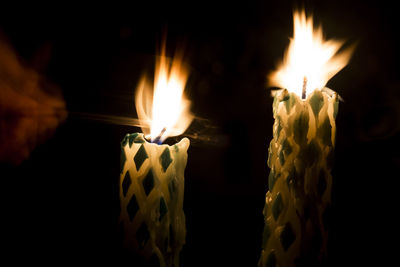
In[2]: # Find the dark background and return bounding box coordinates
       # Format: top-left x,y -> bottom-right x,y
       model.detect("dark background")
1,0 -> 399,266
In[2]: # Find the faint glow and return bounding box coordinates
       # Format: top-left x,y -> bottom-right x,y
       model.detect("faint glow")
269,10 -> 353,98
135,45 -> 193,143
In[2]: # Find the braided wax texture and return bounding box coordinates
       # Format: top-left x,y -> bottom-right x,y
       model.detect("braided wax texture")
260,89 -> 338,267
119,133 -> 189,267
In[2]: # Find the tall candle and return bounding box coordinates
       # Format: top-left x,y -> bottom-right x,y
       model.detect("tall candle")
259,11 -> 352,266
260,88 -> 338,266
119,43 -> 193,267
119,133 -> 189,267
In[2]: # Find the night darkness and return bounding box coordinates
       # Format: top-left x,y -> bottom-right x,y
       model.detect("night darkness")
1,1 -> 399,266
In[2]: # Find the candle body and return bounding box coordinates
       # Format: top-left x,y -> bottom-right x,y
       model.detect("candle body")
260,89 -> 338,266
119,133 -> 189,267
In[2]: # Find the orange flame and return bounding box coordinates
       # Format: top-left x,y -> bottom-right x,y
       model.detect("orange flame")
135,46 -> 193,143
269,11 -> 353,98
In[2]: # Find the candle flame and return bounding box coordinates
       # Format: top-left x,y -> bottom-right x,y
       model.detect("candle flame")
269,10 -> 353,98
135,45 -> 193,143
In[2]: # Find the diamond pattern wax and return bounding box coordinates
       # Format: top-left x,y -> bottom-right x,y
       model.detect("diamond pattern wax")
119,133 -> 189,267
260,89 -> 338,266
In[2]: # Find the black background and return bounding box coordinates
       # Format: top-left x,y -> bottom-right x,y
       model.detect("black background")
1,1 -> 399,266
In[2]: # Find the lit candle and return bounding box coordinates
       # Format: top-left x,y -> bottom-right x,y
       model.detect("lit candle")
119,45 -> 193,267
259,11 -> 353,266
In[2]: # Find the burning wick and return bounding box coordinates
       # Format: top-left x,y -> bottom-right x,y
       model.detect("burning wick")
135,44 -> 193,144
152,127 -> 167,144
268,11 -> 353,99
302,76 -> 308,99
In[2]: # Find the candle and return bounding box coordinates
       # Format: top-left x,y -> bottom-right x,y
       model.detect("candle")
119,45 -> 193,267
259,11 -> 353,266
120,133 -> 189,266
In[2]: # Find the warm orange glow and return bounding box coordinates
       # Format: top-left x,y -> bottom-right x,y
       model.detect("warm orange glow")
269,11 -> 353,98
135,46 -> 193,143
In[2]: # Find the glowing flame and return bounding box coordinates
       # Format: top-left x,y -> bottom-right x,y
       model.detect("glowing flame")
135,46 -> 193,143
269,11 -> 353,98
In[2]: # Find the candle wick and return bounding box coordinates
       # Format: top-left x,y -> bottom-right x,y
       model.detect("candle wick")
302,76 -> 307,99
153,128 -> 166,144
